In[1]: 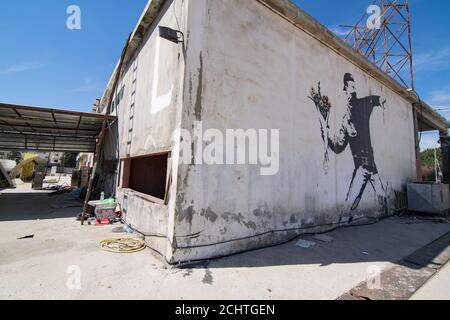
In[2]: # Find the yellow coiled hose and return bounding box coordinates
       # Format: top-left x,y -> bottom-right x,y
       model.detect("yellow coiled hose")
100,238 -> 146,253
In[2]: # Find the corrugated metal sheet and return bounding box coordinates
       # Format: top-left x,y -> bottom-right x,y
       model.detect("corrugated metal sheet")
0,103 -> 116,152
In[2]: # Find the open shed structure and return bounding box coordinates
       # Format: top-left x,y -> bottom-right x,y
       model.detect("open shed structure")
0,102 -> 117,207
0,103 -> 116,153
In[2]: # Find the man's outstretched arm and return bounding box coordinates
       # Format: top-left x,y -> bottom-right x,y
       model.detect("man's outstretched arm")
366,95 -> 386,110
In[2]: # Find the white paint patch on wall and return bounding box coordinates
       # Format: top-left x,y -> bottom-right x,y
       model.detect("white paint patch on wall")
151,35 -> 174,115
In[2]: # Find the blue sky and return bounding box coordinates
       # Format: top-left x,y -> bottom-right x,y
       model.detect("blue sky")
295,0 -> 450,150
0,0 -> 147,110
0,1 -> 449,150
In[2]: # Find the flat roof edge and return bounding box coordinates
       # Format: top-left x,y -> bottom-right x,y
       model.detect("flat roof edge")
99,0 -> 449,133
258,0 -> 449,132
99,0 -> 166,112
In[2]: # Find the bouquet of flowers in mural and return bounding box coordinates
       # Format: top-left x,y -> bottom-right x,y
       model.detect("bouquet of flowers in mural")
308,82 -> 332,166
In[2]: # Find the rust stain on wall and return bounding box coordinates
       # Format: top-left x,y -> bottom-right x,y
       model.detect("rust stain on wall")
194,52 -> 204,121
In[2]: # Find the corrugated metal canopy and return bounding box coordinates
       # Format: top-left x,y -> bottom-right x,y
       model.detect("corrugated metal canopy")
0,103 -> 116,153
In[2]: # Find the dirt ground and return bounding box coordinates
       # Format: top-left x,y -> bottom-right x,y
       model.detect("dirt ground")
1,182 -> 450,300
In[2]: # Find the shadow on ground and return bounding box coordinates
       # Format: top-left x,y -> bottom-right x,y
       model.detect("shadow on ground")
182,217 -> 450,269
1,189 -> 450,273
0,192 -> 82,222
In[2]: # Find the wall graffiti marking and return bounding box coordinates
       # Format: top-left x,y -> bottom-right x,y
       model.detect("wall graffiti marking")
308,73 -> 388,211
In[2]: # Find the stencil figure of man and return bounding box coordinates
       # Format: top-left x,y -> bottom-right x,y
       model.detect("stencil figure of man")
311,73 -> 388,211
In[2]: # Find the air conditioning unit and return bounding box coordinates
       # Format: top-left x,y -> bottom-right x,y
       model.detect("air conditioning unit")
407,183 -> 450,216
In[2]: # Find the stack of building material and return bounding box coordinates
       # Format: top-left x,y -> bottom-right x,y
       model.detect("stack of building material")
0,161 -> 14,189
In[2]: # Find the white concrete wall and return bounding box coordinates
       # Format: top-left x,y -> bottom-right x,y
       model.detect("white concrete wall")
114,0 -> 189,260
171,0 -> 416,262
116,0 -> 186,160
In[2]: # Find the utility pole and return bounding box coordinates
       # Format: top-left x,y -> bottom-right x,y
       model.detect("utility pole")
435,148 -> 439,184
341,0 -> 414,90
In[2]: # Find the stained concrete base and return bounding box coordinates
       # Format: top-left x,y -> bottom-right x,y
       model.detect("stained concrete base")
1,185 -> 450,300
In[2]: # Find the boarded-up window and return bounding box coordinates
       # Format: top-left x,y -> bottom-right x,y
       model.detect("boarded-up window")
122,153 -> 168,201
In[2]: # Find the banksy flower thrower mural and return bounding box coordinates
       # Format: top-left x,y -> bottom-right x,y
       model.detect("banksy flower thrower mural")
308,73 -> 389,212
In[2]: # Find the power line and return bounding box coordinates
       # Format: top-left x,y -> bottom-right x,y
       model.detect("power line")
435,107 -> 450,113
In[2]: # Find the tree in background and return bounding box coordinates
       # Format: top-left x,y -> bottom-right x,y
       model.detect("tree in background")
421,148 -> 442,182
61,152 -> 78,168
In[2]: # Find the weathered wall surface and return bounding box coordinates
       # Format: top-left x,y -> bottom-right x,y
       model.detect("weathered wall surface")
114,0 -> 188,260
171,0 -> 416,262
116,0 -> 186,160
